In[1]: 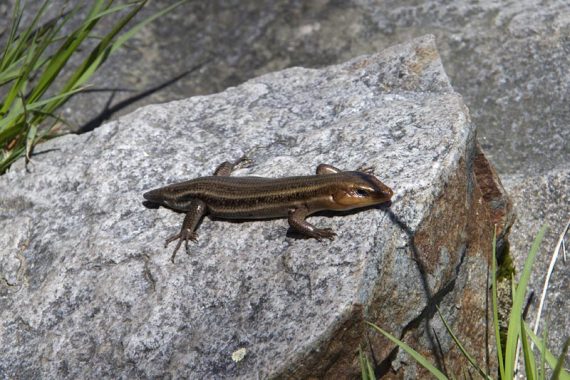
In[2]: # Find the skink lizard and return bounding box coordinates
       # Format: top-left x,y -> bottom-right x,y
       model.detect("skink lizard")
143,157 -> 393,261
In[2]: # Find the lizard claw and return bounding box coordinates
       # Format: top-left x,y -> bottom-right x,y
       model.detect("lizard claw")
165,229 -> 199,263
356,165 -> 375,174
234,155 -> 253,169
314,227 -> 337,241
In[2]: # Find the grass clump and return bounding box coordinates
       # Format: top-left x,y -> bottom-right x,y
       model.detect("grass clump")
0,0 -> 185,174
363,225 -> 570,379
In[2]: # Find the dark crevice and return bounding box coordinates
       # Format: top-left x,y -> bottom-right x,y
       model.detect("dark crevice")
365,332 -> 381,370
495,235 -> 511,268
522,291 -> 535,321
280,253 -> 313,298
375,209 -> 471,377
433,329 -> 449,377
374,345 -> 399,378
142,254 -> 156,293
0,277 -> 14,288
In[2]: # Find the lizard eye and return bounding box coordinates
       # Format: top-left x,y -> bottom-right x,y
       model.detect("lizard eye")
355,188 -> 368,197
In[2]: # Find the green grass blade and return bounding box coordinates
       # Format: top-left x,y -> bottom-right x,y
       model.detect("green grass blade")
1,4 -> 73,114
5,8 -> 77,85
0,113 -> 23,140
521,321 -> 537,380
108,0 -> 187,56
83,2 -> 142,24
525,324 -> 570,379
84,0 -> 108,20
0,86 -> 86,139
26,32 -> 86,103
13,0 -> 50,45
47,1 -> 145,112
3,50 -> 58,88
0,0 -> 25,70
0,40 -> 38,115
359,349 -> 368,380
359,348 -> 376,380
550,338 -> 569,380
504,225 -> 547,379
366,322 -> 448,380
27,1 -> 109,104
28,86 -> 89,110
0,91 -> 26,141
0,0 -> 22,68
541,328 -> 548,379
0,56 -> 27,85
359,349 -> 367,380
525,322 -> 556,368
2,0 -> 50,70
491,226 -> 506,379
0,144 -> 25,173
1,0 -> 180,173
365,356 -> 375,379
436,308 -> 491,379
67,0 -> 187,94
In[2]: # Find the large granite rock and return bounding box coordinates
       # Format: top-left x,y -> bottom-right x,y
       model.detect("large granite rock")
0,36 -> 509,378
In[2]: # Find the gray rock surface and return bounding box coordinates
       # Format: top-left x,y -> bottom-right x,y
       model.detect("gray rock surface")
2,0 -> 567,177
0,36 -> 499,378
504,167 -> 570,366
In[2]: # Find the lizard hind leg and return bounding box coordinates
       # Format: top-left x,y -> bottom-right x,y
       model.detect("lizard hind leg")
356,164 -> 375,174
316,163 -> 375,175
213,155 -> 253,176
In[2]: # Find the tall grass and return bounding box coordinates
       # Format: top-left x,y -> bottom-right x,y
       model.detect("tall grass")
363,225 -> 570,379
0,0 -> 185,174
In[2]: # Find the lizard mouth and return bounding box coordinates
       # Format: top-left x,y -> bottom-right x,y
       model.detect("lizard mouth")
143,189 -> 163,204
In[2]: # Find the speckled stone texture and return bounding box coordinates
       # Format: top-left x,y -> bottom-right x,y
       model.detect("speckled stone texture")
0,36 -> 508,378
503,167 -> 570,369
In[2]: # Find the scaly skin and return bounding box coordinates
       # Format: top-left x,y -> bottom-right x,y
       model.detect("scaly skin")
144,158 -> 393,262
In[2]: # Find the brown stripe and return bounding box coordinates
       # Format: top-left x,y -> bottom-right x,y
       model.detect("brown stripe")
155,171 -> 368,215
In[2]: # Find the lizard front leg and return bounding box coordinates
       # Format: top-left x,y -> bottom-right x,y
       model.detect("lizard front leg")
316,163 -> 342,175
165,199 -> 207,262
288,205 -> 336,241
316,163 -> 375,175
165,156 -> 252,262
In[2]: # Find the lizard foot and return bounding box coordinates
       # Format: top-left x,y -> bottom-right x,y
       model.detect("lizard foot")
165,229 -> 199,263
356,165 -> 375,174
312,227 -> 337,241
233,155 -> 254,169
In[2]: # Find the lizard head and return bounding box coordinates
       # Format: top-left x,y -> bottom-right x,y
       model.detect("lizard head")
332,172 -> 393,209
